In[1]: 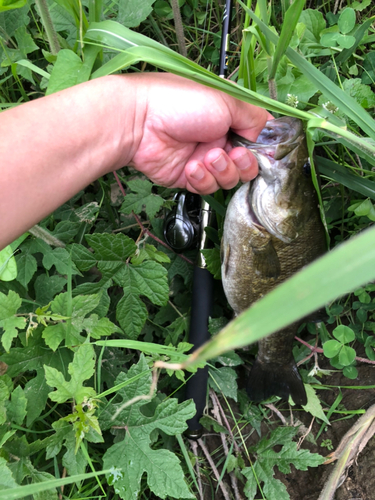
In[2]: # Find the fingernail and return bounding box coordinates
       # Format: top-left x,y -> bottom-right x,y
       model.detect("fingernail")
211,154 -> 228,172
234,152 -> 252,171
190,163 -> 205,181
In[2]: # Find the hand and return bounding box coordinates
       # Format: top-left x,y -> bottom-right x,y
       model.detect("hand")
128,73 -> 271,194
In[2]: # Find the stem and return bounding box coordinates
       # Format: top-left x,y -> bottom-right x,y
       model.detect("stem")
268,78 -> 277,100
197,438 -> 231,500
170,0 -> 188,57
34,0 -> 61,55
295,336 -> 375,366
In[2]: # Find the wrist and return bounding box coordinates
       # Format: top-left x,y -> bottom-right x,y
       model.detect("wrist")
99,74 -> 146,174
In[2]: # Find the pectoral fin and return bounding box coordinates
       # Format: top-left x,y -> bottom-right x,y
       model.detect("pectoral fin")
252,240 -> 281,279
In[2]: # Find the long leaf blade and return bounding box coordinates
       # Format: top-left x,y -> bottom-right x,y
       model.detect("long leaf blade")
317,156 -> 375,200
269,0 -> 306,80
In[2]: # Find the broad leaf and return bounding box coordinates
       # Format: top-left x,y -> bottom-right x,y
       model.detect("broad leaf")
0,246 -> 17,282
117,0 -> 156,27
44,344 -> 96,404
0,291 -> 26,352
243,427 -> 325,500
120,179 -> 164,220
301,384 -> 330,425
101,356 -> 195,500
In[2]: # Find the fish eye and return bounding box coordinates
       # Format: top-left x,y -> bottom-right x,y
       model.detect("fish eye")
303,161 -> 311,177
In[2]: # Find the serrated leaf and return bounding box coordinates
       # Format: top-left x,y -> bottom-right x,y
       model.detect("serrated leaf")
82,314 -> 121,339
166,251 -> 194,285
117,0 -> 156,27
209,367 -> 238,401
86,233 -> 136,262
44,344 -> 96,404
120,179 -> 164,219
101,355 -> 195,500
131,244 -> 170,265
0,4 -> 29,37
70,243 -> 97,271
24,370 -> 51,426
46,50 -> 85,95
51,221 -> 81,243
243,427 -> 325,500
115,261 -> 168,338
212,351 -> 243,366
0,333 -> 73,383
34,275 -> 67,304
120,261 -> 169,306
0,378 -> 10,425
45,419 -> 88,477
0,291 -> 26,352
302,384 -> 330,425
42,323 -> 66,351
0,457 -> 18,489
43,292 -> 101,349
6,385 -> 27,425
116,293 -> 148,339
362,51 -> 375,84
15,251 -> 37,288
343,79 -> 375,109
201,247 -> 221,279
0,290 -> 22,319
42,247 -> 80,276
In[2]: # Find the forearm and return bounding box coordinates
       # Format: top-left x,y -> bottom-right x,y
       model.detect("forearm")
0,75 -> 143,249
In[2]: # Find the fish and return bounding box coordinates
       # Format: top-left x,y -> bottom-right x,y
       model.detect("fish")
221,117 -> 326,406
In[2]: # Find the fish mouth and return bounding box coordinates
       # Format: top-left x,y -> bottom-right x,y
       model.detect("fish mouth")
230,117 -> 304,183
230,117 -> 304,162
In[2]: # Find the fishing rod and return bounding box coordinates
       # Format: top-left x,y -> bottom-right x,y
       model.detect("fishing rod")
164,0 -> 233,439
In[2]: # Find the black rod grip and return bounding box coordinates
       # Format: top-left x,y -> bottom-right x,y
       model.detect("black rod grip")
185,266 -> 214,436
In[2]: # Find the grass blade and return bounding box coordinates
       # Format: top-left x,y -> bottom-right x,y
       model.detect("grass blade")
269,0 -> 306,80
317,156 -> 375,200
0,470 -> 112,500
85,20 -> 312,117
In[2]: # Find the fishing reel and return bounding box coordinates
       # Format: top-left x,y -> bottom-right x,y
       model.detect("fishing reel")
163,192 -> 203,252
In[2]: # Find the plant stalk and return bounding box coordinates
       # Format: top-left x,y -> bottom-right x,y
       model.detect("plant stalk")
34,0 -> 61,55
170,0 -> 187,57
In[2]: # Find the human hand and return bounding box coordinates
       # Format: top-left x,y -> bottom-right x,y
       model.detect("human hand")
127,73 -> 272,194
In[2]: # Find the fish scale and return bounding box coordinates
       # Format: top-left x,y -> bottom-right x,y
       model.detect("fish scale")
221,117 -> 326,406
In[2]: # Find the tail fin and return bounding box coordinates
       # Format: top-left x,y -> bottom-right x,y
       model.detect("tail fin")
246,359 -> 307,406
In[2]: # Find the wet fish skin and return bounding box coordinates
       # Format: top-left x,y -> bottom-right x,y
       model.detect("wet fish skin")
221,117 -> 326,406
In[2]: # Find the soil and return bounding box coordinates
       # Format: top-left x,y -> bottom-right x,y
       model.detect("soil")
194,350 -> 375,500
